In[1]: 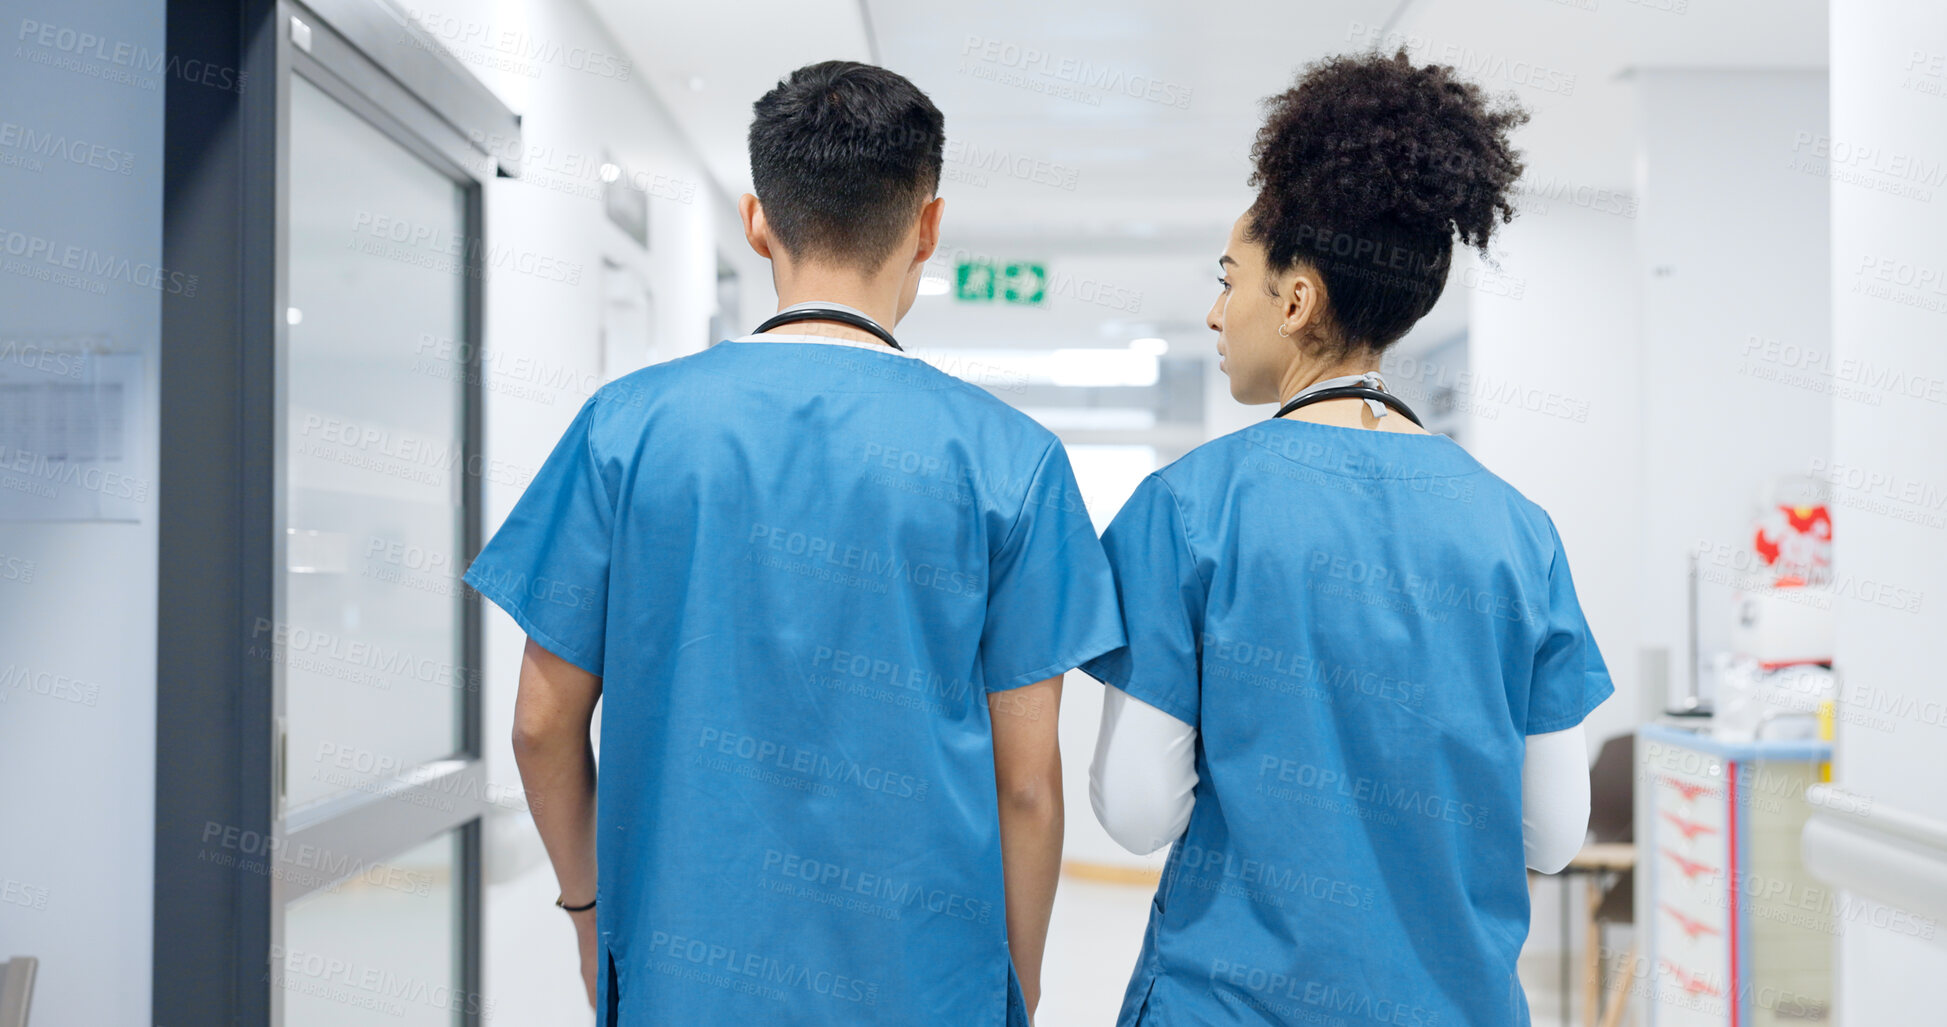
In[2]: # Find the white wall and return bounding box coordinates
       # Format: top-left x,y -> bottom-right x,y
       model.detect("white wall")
1466,70 -> 1831,1002
0,0 -> 162,1023
390,1 -> 771,1022
1631,69 -> 1832,702
1463,184 -> 1644,1001
1826,2 -> 1947,1020
1467,199 -> 1645,754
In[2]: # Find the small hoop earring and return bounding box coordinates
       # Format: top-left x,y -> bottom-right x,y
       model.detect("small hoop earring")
1277,323 -> 1292,338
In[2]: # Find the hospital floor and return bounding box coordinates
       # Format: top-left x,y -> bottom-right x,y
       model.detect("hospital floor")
487,863 -> 1579,1026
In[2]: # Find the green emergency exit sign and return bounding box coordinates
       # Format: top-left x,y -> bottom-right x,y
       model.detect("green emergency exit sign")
955,259 -> 1046,305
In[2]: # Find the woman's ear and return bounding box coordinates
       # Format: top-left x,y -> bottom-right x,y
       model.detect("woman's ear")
1286,267 -> 1329,340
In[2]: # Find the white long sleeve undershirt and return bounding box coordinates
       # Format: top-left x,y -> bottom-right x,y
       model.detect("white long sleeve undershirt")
1089,690 -> 1591,873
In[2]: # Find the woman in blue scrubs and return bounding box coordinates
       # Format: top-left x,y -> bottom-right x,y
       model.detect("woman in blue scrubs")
1085,51 -> 1612,1026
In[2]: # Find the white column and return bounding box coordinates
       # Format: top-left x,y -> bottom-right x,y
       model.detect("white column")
1809,2 -> 1947,1022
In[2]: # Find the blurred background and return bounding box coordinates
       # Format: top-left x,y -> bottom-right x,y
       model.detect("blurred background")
1,0 -> 1943,1024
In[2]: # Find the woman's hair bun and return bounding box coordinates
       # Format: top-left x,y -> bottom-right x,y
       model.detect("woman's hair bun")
1250,48 -> 1528,252
1245,49 -> 1528,350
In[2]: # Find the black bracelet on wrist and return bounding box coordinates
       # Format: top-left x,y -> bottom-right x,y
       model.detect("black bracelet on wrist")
555,894 -> 597,913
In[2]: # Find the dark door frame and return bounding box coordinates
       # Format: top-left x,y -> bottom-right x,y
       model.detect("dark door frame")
156,2 -> 517,1023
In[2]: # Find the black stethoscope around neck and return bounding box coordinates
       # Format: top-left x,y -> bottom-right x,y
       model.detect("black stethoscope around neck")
753,307 -> 903,351
1273,374 -> 1424,427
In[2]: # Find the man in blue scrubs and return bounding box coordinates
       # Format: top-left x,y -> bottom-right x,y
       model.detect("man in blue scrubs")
466,61 -> 1123,1025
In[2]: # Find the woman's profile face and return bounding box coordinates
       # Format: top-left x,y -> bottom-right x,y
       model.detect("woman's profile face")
1208,213 -> 1297,406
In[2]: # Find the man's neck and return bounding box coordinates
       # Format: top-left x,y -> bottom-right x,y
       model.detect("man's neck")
769,268 -> 906,346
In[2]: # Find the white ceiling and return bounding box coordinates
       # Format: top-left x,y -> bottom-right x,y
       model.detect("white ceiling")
589,0 -> 1826,240
582,0 -> 1825,356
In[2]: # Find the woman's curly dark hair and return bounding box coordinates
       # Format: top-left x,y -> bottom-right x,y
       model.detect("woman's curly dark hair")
1247,49 -> 1528,352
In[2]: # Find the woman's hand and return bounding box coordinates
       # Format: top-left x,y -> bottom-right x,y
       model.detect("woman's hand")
571,907 -> 601,1009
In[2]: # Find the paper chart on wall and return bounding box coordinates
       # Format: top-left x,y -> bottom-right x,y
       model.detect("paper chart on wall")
0,349 -> 147,522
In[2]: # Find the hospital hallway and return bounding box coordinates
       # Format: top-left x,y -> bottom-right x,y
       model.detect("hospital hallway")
3,0 -> 1945,1025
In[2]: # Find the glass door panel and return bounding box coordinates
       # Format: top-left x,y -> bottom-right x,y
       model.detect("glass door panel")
280,831 -> 463,1027
283,74 -> 467,809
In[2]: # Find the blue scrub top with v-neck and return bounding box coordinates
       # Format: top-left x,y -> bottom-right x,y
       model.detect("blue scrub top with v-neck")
464,335 -> 1124,1026
1083,417 -> 1613,1027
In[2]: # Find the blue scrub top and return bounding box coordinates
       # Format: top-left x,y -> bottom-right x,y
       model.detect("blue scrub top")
464,336 -> 1124,1026
1083,418 -> 1613,1027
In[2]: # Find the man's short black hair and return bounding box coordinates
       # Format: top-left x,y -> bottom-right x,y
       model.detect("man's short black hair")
749,61 -> 944,273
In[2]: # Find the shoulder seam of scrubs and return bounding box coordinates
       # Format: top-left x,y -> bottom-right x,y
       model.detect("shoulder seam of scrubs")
580,397 -> 620,512
1149,473 -> 1212,595
992,439 -> 1061,558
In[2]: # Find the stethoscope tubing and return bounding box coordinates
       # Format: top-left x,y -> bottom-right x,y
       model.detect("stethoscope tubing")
1273,385 -> 1424,427
752,308 -> 903,351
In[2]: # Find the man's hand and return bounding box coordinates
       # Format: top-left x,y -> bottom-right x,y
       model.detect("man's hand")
572,907 -> 600,1009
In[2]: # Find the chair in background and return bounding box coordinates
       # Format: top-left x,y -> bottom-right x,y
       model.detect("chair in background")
0,956 -> 35,1027
1561,733 -> 1636,1027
